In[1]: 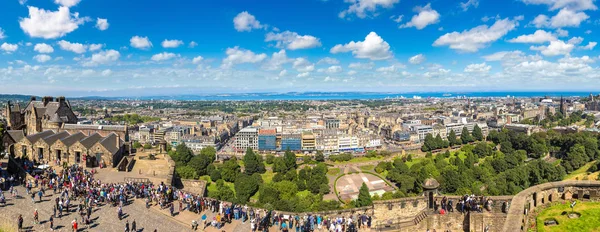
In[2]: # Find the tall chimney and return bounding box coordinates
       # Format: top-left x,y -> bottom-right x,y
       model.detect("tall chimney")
42,96 -> 53,106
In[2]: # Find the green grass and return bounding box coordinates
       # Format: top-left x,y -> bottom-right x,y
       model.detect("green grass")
261,170 -> 275,183
359,165 -> 375,171
405,157 -> 425,168
536,201 -> 600,232
332,156 -> 384,164
327,168 -> 341,176
202,175 -> 236,195
564,161 -> 596,180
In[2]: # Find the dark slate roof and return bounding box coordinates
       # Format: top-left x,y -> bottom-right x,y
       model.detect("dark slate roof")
7,130 -> 25,143
26,130 -> 55,144
100,133 -> 122,155
60,132 -> 87,146
62,124 -> 127,132
41,131 -> 70,146
79,133 -> 103,149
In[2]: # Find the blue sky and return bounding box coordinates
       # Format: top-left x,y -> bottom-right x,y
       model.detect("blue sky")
0,0 -> 600,96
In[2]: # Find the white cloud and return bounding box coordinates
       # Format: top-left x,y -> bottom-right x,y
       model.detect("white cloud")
151,52 -> 179,61
161,39 -> 184,48
89,44 -> 103,51
508,30 -> 557,43
130,36 -> 152,49
221,46 -> 267,68
83,49 -> 120,67
460,0 -> 479,11
297,72 -> 310,78
96,18 -> 109,31
18,0 -> 27,5
400,3 -> 440,30
58,40 -> 87,53
567,36 -> 583,44
390,15 -> 403,23
532,9 -> 589,28
520,0 -> 597,11
34,43 -> 54,53
265,31 -> 322,50
580,41 -> 597,50
530,40 -> 575,56
189,41 -> 198,48
262,50 -> 292,71
54,0 -> 81,7
433,18 -> 518,52
317,57 -> 340,65
556,28 -> 569,37
559,55 -> 594,64
19,6 -> 87,39
339,0 -> 400,19
1,43 -> 18,53
483,50 -> 543,68
0,28 -> 5,40
279,69 -> 287,77
33,54 -> 52,63
101,69 -> 112,76
293,58 -> 315,72
409,54 -> 426,64
585,30 -> 592,34
330,32 -> 392,60
192,56 -> 204,64
233,11 -> 264,32
348,62 -> 375,69
347,70 -> 358,75
376,65 -> 402,72
318,65 -> 343,74
464,62 -> 491,73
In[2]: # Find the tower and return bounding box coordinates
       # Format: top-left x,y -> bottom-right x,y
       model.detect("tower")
560,96 -> 566,115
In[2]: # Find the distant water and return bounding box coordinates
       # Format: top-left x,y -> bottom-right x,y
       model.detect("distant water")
132,91 -> 596,101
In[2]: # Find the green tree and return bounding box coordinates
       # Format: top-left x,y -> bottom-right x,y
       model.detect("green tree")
273,157 -> 287,173
209,167 -> 221,182
235,174 -> 259,203
265,154 -> 275,164
221,158 -> 241,182
243,148 -> 264,175
133,141 -> 142,149
315,151 -> 325,162
472,142 -> 492,158
176,165 -> 199,179
472,124 -> 484,141
171,143 -> 194,166
188,153 -> 212,176
461,127 -> 474,144
447,130 -> 458,146
200,146 -> 216,162
143,143 -> 152,149
356,183 -> 372,207
284,148 -> 297,171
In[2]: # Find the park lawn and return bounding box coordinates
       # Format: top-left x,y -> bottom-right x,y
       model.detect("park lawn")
405,157 -> 425,168
359,165 -> 375,171
564,161 -> 596,180
536,201 -> 600,232
328,168 -> 341,176
202,175 -> 236,195
261,170 -> 275,183
333,156 -> 383,165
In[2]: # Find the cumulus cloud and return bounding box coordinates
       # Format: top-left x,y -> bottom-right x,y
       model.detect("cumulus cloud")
19,6 -> 88,39
265,31 -> 321,50
221,46 -> 267,68
348,62 -> 375,69
83,50 -> 120,67
520,0 -> 597,11
580,41 -> 597,50
433,18 -> 518,52
409,54 -> 426,64
130,36 -> 152,49
54,0 -> 81,7
400,4 -> 440,30
508,30 -> 557,43
297,72 -> 310,78
192,56 -> 204,64
339,0 -> 400,19
34,43 -> 54,53
318,65 -> 343,74
233,11 -> 264,32
89,44 -> 103,51
262,50 -> 292,71
330,32 -> 392,60
567,36 -> 583,45
1,43 -> 18,53
58,40 -> 87,53
189,41 -> 198,48
151,52 -> 179,61
158,39 -> 183,49
33,54 -> 52,63
0,28 -> 5,40
530,40 -> 575,56
532,9 -> 589,28
464,62 -> 491,73
293,58 -> 315,72
376,65 -> 403,72
279,69 -> 287,77
101,69 -> 112,76
96,18 -> 109,31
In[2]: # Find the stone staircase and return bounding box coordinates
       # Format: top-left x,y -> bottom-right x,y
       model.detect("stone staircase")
375,210 -> 429,231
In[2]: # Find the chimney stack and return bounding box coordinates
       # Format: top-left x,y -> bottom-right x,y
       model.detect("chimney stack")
42,96 -> 53,106
57,96 -> 66,105
30,96 -> 36,101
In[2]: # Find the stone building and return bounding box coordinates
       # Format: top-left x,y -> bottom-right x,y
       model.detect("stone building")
4,96 -> 77,135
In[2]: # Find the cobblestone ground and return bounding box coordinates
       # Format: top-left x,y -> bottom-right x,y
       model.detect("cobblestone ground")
0,184 -> 192,232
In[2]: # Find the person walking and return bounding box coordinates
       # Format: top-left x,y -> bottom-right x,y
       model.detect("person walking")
17,214 -> 23,232
131,220 -> 137,232
49,215 -> 54,231
33,209 -> 39,224
125,220 -> 130,232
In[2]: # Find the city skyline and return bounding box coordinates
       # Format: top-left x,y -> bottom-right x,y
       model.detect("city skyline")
1,0 -> 600,96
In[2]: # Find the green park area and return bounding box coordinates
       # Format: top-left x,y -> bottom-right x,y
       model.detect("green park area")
535,201 -> 600,232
